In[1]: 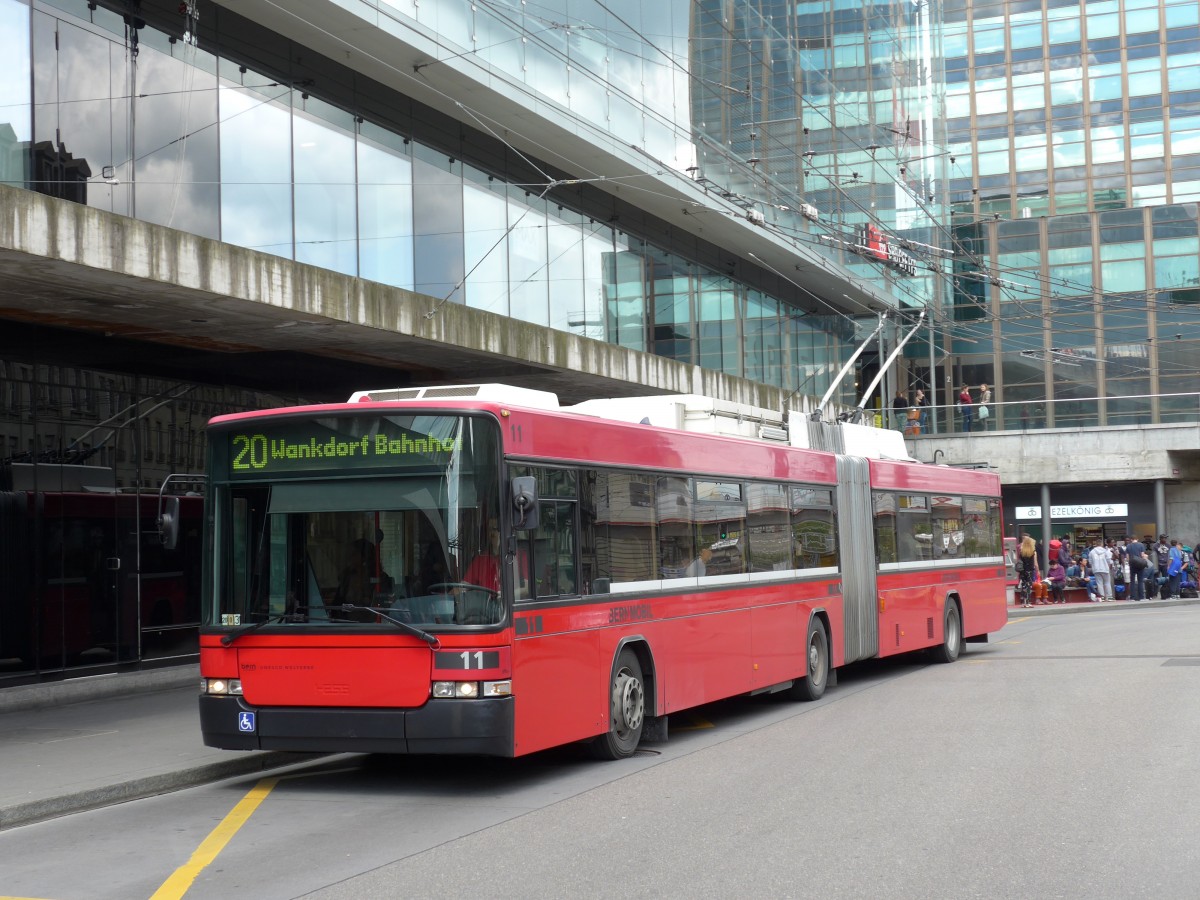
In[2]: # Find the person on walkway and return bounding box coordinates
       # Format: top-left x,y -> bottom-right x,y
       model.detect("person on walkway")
958,386 -> 974,432
1058,535 -> 1073,570
1108,539 -> 1127,599
1184,543 -> 1198,595
892,389 -> 910,431
1167,539 -> 1185,599
913,388 -> 928,432
1110,538 -> 1126,570
1088,538 -> 1114,601
1016,535 -> 1040,607
977,383 -> 992,430
1065,554 -> 1084,587
1126,534 -> 1148,601
1142,535 -> 1160,598
1046,556 -> 1067,603
1155,534 -> 1171,584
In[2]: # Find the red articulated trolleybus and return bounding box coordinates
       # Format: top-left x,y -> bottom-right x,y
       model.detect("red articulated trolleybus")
198,384 -> 1008,759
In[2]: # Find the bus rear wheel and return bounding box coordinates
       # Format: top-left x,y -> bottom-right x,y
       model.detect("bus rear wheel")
590,649 -> 644,760
786,617 -> 828,701
931,601 -> 962,664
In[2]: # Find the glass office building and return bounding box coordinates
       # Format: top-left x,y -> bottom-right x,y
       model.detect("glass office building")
942,0 -> 1200,431
0,0 -> 949,395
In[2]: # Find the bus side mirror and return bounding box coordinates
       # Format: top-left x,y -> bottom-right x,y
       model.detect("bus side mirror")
158,496 -> 181,549
511,476 -> 539,531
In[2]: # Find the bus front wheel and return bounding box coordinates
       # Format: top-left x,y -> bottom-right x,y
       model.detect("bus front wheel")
786,617 -> 829,701
590,649 -> 644,760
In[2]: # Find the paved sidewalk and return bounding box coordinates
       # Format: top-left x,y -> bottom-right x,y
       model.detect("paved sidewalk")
0,666 -> 312,830
1007,594 -> 1200,617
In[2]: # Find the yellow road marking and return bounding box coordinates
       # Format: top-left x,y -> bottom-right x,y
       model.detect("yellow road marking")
150,777 -> 279,900
1007,616 -> 1032,624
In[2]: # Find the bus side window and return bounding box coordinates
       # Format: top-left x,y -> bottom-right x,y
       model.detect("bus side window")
534,500 -> 577,598
695,481 -> 746,575
514,530 -> 534,601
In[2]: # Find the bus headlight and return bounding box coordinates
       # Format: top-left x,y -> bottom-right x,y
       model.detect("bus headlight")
202,678 -> 243,695
433,681 -> 480,698
432,680 -> 512,698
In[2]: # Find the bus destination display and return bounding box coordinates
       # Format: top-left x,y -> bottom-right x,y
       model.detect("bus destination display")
222,417 -> 462,478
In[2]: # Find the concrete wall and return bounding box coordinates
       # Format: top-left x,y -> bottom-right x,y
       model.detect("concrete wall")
0,184 -> 787,410
911,423 -> 1200,486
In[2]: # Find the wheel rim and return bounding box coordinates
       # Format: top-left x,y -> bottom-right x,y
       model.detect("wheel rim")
808,630 -> 826,686
947,609 -> 961,654
614,667 -> 644,735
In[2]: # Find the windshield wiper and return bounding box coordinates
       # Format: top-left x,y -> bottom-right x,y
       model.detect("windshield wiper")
221,606 -> 442,650
328,604 -> 442,649
220,612 -> 304,646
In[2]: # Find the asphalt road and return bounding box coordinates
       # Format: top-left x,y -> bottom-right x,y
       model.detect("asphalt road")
3,606 -> 1199,899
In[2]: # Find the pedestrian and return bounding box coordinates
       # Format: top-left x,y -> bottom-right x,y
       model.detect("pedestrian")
1167,539 -> 1184,599
1155,533 -> 1171,583
1087,538 -> 1114,601
1057,535 -> 1073,569
1141,535 -> 1159,598
977,383 -> 992,430
892,388 -> 910,431
1046,556 -> 1067,603
1065,554 -> 1084,587
913,388 -> 928,432
1126,534 -> 1148,601
1110,537 -> 1125,568
958,385 -> 974,432
1184,544 -> 1199,596
1108,538 -> 1127,599
1016,535 -> 1039,607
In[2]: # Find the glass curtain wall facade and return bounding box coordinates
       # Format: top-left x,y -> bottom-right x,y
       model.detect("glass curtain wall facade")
381,0 -> 948,303
944,0 -> 1200,430
0,0 -> 867,397
0,0 -> 964,394
690,0 -> 950,307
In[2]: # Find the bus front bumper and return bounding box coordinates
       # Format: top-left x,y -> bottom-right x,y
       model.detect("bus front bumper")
198,694 -> 515,756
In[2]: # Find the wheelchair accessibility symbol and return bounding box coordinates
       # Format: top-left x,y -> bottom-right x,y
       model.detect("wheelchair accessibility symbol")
238,712 -> 256,733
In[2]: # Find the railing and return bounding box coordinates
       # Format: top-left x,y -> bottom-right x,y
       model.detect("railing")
873,392 -> 1200,435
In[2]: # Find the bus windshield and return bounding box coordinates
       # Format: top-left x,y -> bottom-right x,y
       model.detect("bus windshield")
206,413 -> 504,629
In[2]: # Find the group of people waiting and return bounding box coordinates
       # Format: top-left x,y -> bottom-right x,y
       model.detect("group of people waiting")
1014,532 -> 1197,606
891,383 -> 992,434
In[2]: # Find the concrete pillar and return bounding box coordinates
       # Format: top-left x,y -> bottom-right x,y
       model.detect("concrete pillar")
1155,478 -> 1166,534
1041,483 -> 1053,572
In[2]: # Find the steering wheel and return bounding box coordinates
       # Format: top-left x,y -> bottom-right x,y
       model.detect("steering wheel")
427,583 -> 500,624
428,582 -> 497,596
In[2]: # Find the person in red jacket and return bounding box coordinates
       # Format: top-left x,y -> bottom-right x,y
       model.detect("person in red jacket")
958,385 -> 974,432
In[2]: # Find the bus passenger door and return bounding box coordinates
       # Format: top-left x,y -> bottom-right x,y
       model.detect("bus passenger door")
835,456 -> 878,663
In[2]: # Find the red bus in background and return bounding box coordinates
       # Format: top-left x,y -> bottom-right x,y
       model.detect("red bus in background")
0,470 -> 202,674
198,386 -> 1007,759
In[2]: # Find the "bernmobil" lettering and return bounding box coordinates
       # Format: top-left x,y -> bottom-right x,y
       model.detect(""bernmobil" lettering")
608,602 -> 652,624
